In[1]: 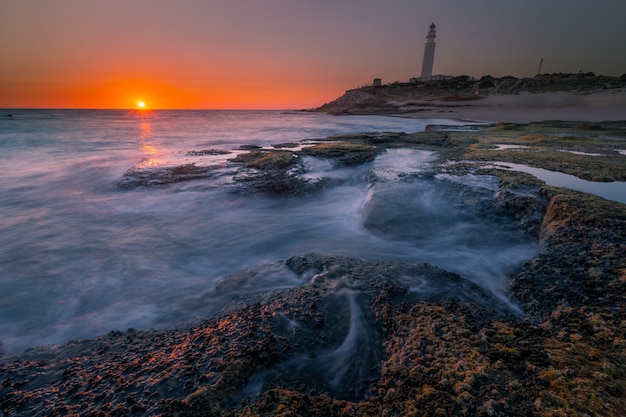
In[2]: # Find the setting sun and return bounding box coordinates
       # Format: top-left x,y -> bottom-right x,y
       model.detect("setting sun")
137,101 -> 146,109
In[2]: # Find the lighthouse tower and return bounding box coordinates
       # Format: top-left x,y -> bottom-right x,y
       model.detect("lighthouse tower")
420,22 -> 436,78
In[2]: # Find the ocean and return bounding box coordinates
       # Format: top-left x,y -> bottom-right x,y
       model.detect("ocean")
0,109 -> 537,355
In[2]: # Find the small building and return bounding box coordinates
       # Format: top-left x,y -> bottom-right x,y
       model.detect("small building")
373,78 -> 382,87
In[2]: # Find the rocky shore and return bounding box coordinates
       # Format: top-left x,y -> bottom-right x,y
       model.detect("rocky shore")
315,73 -> 626,123
1,120 -> 625,416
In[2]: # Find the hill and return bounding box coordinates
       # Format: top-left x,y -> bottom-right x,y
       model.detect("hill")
315,73 -> 626,115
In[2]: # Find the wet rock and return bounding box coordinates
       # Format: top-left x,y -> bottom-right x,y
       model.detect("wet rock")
232,170 -> 326,196
363,172 -> 544,242
509,186 -> 626,318
185,149 -> 232,156
229,150 -> 298,170
494,189 -> 548,235
300,142 -> 377,165
237,144 -> 262,150
272,142 -> 300,149
460,121 -> 626,182
118,163 -> 220,188
0,254 -> 511,416
227,149 -> 329,196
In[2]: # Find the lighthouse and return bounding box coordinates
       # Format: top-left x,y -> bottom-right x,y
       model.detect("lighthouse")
420,22 -> 436,78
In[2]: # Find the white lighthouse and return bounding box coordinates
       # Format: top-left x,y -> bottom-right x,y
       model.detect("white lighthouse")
420,22 -> 436,78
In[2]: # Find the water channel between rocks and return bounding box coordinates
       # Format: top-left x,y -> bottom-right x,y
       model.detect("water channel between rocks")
482,161 -> 626,204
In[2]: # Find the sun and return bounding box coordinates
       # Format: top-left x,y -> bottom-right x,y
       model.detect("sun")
137,101 -> 146,109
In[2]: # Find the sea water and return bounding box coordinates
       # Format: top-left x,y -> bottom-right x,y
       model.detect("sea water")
0,110 -> 533,354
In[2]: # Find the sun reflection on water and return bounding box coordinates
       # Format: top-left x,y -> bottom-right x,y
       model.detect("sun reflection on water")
140,121 -> 152,139
140,144 -> 162,168
135,112 -> 164,168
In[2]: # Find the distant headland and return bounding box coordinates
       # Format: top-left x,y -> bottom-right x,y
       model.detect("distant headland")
315,72 -> 626,123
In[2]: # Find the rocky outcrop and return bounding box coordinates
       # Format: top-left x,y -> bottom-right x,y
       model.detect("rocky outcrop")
2,183 -> 625,416
0,254 -> 510,416
509,186 -> 626,317
3,121 -> 625,416
316,73 -> 626,115
118,163 -> 222,188
300,142 -> 377,165
229,150 -> 298,170
118,142 -> 378,195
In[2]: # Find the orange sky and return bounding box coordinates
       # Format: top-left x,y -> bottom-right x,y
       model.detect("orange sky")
1,0 -> 625,110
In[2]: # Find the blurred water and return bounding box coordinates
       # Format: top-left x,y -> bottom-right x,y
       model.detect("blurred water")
0,110 -> 534,354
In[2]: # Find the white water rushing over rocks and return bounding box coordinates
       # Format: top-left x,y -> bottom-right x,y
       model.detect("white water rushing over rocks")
0,110 -> 537,355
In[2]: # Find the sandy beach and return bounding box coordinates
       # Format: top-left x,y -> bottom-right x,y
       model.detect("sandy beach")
404,89 -> 626,123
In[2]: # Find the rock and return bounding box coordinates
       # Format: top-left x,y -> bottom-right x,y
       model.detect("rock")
118,164 -> 220,188
227,149 -> 326,195
508,186 -> 626,317
0,254 -> 511,416
185,149 -> 232,156
232,170 -> 326,196
300,142 -> 377,165
272,142 -> 300,149
229,150 -> 298,170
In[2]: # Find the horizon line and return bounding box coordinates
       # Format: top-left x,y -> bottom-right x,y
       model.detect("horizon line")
1,107 -> 313,112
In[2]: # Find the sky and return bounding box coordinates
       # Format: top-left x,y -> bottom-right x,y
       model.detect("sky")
1,0 -> 625,110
